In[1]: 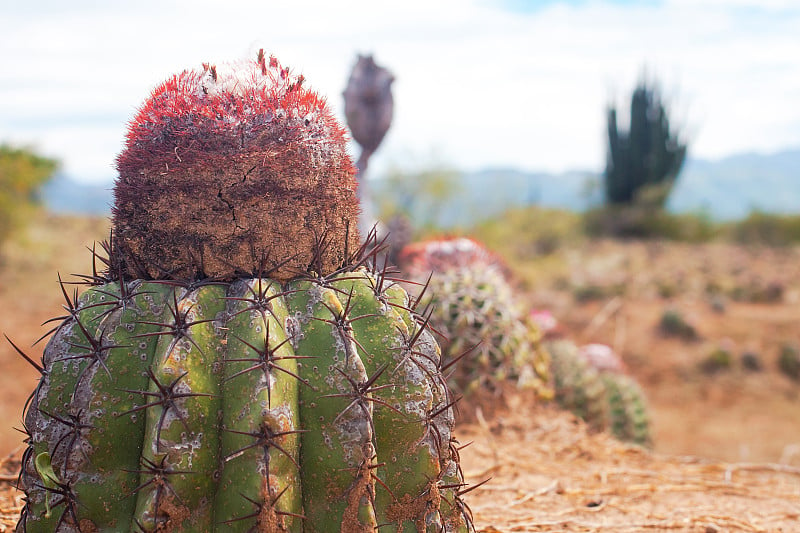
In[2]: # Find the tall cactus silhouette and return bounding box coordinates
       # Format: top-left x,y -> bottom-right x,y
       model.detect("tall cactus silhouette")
605,79 -> 687,206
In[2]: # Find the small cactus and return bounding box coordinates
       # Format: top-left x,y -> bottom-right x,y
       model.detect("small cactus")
547,340 -> 609,432
15,53 -> 472,532
547,340 -> 651,446
600,373 -> 652,447
398,238 -> 551,398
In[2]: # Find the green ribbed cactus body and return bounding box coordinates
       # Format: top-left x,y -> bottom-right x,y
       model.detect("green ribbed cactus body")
19,270 -> 469,532
547,340 -> 609,432
547,340 -> 652,446
399,238 -> 550,398
600,373 -> 652,447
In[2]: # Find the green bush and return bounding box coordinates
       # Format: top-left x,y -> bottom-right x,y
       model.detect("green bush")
0,144 -> 58,247
583,206 -> 717,242
659,308 -> 699,340
727,211 -> 800,246
475,206 -> 583,258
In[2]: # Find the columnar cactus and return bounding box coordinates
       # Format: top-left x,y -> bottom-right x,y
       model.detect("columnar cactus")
398,238 -> 550,398
605,79 -> 686,207
15,52 -> 472,532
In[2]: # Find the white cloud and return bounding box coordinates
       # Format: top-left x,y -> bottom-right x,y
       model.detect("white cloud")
0,0 -> 798,183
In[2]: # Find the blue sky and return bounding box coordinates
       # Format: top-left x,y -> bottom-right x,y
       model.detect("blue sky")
1,0 -> 799,184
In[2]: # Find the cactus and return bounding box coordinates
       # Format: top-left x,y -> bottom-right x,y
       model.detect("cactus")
15,53 -> 472,532
398,238 -> 550,398
599,373 -> 651,447
605,78 -> 686,207
547,340 -> 651,446
343,54 -> 394,236
546,340 -> 609,432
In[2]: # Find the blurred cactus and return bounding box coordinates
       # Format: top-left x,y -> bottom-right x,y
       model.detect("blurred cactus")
547,340 -> 609,432
529,309 -> 564,341
605,79 -> 686,207
343,54 -> 394,235
600,373 -> 652,447
399,238 -> 551,398
381,212 -> 413,266
580,343 -> 628,374
548,340 -> 652,446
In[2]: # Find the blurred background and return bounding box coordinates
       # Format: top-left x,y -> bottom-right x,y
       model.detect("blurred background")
1,0 -> 799,465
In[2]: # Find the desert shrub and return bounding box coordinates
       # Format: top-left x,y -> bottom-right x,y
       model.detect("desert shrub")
778,343 -> 800,381
728,211 -> 800,246
699,346 -> 733,374
659,308 -> 699,340
0,144 -> 58,249
475,206 -> 584,258
741,351 -> 763,372
583,206 -> 717,242
572,283 -> 625,302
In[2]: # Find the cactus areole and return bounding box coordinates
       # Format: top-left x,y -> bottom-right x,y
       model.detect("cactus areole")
17,52 -> 473,532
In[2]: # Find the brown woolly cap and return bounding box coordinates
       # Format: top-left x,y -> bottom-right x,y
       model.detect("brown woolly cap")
112,51 -> 360,282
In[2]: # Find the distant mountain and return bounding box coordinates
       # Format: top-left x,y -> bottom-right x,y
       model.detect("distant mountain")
42,148 -> 799,223
668,149 -> 800,220
416,169 -> 601,227
372,148 -> 800,227
41,174 -> 113,215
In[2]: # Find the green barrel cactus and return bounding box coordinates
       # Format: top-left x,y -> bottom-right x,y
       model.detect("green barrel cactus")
397,238 -> 551,399
15,52 -> 472,532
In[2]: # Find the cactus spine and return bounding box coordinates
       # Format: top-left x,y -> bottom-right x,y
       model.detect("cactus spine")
16,53 -> 472,532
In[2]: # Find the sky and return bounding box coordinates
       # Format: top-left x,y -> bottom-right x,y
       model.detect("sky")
1,0 -> 799,184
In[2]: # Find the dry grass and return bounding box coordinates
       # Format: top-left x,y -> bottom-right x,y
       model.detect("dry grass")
459,397 -> 800,532
0,212 -> 110,454
3,398 -> 799,531
0,453 -> 22,532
